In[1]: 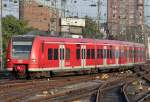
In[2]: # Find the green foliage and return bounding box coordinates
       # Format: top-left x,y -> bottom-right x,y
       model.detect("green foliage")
2,16 -> 32,51
83,16 -> 103,38
2,16 -> 32,67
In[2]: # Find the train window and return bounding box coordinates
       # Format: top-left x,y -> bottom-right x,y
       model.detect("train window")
76,49 -> 80,59
66,48 -> 70,60
54,49 -> 58,60
87,49 -> 90,59
132,49 -> 134,58
110,49 -> 113,59
116,50 -> 119,58
129,49 -> 132,58
60,48 -> 64,60
107,49 -> 110,58
84,49 -> 86,59
104,49 -> 107,58
91,49 -> 95,59
97,49 -> 103,59
60,48 -> 62,60
82,49 -> 84,59
62,49 -> 64,60
48,48 -> 53,60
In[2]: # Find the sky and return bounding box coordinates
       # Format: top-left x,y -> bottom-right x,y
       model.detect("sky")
144,0 -> 150,26
1,0 -> 150,25
65,0 -> 150,25
65,0 -> 107,23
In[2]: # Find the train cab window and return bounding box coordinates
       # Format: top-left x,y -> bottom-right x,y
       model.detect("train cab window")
48,48 -> 53,60
54,49 -> 58,60
87,49 -> 91,59
76,49 -> 80,59
91,49 -> 95,59
66,48 -> 70,60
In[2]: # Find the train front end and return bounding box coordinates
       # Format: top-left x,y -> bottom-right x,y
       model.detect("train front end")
6,36 -> 34,77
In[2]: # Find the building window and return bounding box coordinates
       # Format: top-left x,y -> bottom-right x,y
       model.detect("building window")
54,49 -> 58,60
66,48 -> 70,60
48,48 -> 53,60
14,0 -> 18,3
3,4 -> 7,7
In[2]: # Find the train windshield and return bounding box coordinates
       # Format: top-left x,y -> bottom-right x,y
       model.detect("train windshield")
12,41 -> 32,59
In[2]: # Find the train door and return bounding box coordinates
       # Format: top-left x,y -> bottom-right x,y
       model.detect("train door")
96,45 -> 103,66
43,43 -> 59,69
134,47 -> 137,63
107,45 -> 116,65
124,46 -> 127,64
103,46 -> 107,66
59,44 -> 65,69
64,44 -> 80,68
74,44 -> 82,68
81,45 -> 86,68
119,46 -> 124,64
86,44 -> 96,67
115,46 -> 119,65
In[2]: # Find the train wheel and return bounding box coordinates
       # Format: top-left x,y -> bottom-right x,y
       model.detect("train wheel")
12,68 -> 19,79
49,71 -> 53,78
25,68 -> 31,80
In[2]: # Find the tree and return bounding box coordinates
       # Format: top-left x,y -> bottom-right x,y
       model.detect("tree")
83,16 -> 103,38
2,15 -> 32,51
2,16 -> 32,67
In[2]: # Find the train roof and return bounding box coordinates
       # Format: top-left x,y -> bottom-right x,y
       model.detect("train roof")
35,36 -> 145,47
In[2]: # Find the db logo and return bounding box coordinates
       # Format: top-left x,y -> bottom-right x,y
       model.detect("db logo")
18,60 -> 23,63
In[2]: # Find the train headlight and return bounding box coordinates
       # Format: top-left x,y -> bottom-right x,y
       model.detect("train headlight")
7,58 -> 10,62
32,59 -> 36,63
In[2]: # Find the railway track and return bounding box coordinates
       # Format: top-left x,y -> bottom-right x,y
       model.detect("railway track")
96,77 -> 133,102
121,65 -> 150,102
0,73 -> 102,102
0,64 -> 149,102
96,64 -> 150,102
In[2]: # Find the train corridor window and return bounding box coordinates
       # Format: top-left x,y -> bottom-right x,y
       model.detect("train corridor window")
48,48 -> 53,60
76,49 -> 80,59
87,49 -> 90,59
66,48 -> 70,60
91,49 -> 95,59
54,49 -> 58,60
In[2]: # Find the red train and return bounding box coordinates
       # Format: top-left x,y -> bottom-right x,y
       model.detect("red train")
6,35 -> 146,78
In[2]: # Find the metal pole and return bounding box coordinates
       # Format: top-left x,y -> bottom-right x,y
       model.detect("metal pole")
0,0 -> 2,71
97,0 -> 101,37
